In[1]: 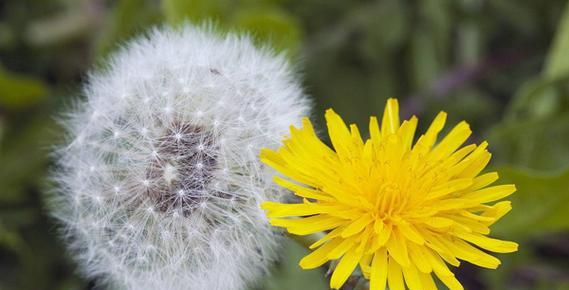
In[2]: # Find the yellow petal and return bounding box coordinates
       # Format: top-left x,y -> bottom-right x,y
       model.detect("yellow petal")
262,201 -> 331,218
424,249 -> 454,277
261,149 -> 317,187
341,214 -> 373,237
309,225 -> 346,249
436,273 -> 464,290
418,111 -> 447,150
350,124 -> 364,148
325,109 -> 354,161
449,141 -> 488,176
402,264 -> 422,290
387,257 -> 405,290
368,223 -> 392,254
468,172 -> 499,191
398,222 -> 425,245
273,176 -> 334,201
455,232 -> 519,253
399,116 -> 418,151
421,217 -> 455,229
270,215 -> 346,235
327,234 -> 358,259
481,201 -> 512,225
460,210 -> 496,223
369,116 -> 382,146
300,238 -> 343,269
445,238 -> 501,269
370,248 -> 388,290
429,121 -> 471,161
373,218 -> 384,233
456,149 -> 492,178
428,178 -> 474,200
359,253 -> 373,279
449,215 -> 490,234
386,230 -> 410,267
381,98 -> 400,135
462,184 -> 516,204
419,272 -> 437,290
408,243 -> 432,273
330,247 -> 363,289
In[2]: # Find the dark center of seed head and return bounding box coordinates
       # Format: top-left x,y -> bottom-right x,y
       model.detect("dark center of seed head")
145,123 -> 218,216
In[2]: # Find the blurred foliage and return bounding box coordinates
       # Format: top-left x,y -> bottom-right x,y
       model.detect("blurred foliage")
1,0 -> 569,289
96,0 -> 163,58
493,167 -> 569,238
163,0 -> 302,54
262,238 -> 328,290
0,65 -> 47,109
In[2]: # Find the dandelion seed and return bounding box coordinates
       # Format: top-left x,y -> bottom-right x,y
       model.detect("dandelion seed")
50,24 -> 309,290
261,98 -> 518,290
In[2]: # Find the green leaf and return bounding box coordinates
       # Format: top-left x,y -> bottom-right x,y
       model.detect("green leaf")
0,66 -> 47,109
95,0 -> 162,58
358,0 -> 408,60
487,112 -> 569,171
0,221 -> 24,253
162,0 -> 231,25
419,0 -> 451,63
0,117 -> 4,146
161,1 -> 302,54
491,166 -> 569,238
231,6 -> 302,55
544,2 -> 569,79
485,164 -> 569,290
504,77 -> 567,122
0,115 -> 58,204
504,2 -> 569,122
410,29 -> 442,90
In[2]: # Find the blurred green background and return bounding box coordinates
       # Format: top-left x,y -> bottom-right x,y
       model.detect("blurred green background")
1,0 -> 569,289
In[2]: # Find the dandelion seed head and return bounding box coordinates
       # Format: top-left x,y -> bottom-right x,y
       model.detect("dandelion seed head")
50,24 -> 309,290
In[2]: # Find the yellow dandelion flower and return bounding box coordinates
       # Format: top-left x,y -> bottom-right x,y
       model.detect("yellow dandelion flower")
260,98 -> 518,290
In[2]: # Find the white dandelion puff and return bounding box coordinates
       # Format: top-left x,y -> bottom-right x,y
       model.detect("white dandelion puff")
49,24 -> 310,290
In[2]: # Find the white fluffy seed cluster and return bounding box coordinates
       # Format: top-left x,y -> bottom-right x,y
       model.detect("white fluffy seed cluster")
50,25 -> 309,290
